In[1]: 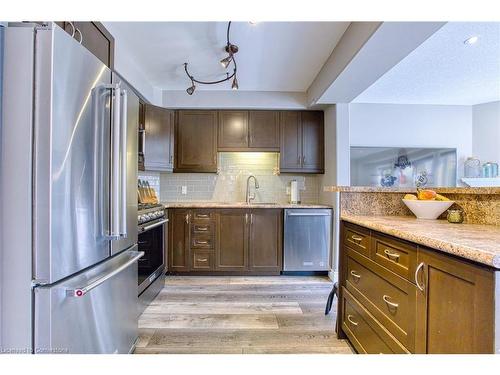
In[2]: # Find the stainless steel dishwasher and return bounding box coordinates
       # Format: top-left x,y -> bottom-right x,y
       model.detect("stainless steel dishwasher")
283,209 -> 332,271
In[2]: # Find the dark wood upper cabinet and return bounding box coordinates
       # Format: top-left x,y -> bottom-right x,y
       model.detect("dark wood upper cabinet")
175,110 -> 218,173
416,247 -> 494,354
56,22 -> 114,69
301,111 -> 324,172
215,210 -> 248,271
279,111 -> 302,170
143,104 -> 174,172
218,111 -> 249,150
280,111 -> 324,174
248,209 -> 282,273
217,110 -> 280,151
248,111 -> 280,150
169,209 -> 190,272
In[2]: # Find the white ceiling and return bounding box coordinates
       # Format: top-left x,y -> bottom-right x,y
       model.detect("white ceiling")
104,22 -> 349,92
353,22 -> 500,105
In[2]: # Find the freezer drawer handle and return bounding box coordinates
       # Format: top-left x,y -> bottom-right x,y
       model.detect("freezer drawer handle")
66,251 -> 144,297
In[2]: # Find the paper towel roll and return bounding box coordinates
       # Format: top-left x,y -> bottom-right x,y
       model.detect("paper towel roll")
290,180 -> 300,204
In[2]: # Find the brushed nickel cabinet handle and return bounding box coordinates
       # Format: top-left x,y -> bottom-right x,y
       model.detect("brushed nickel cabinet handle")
197,257 -> 208,262
415,262 -> 425,291
196,214 -> 210,218
195,240 -> 209,245
196,226 -> 209,231
350,235 -> 363,243
384,249 -> 400,261
347,315 -> 359,326
382,295 -> 399,308
350,270 -> 361,279
185,213 -> 189,224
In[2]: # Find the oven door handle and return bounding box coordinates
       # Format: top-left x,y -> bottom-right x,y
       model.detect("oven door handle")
142,219 -> 168,232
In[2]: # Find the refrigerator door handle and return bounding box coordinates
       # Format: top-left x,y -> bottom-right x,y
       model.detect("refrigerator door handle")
66,251 -> 144,297
119,87 -> 128,237
109,83 -> 121,238
92,84 -> 107,238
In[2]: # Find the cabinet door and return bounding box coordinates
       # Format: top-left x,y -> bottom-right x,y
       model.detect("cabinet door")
176,110 -> 218,172
415,247 -> 494,353
216,210 -> 248,271
248,209 -> 282,273
218,110 -> 249,150
168,110 -> 175,169
301,111 -> 324,173
279,111 -> 302,171
144,104 -> 174,172
248,111 -> 280,150
169,210 -> 190,272
57,22 -> 114,68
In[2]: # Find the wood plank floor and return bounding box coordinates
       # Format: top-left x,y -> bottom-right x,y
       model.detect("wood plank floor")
134,276 -> 353,354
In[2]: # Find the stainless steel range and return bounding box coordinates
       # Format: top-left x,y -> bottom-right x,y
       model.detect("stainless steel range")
137,203 -> 167,313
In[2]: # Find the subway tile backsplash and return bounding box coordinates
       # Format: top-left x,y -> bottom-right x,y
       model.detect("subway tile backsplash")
139,152 -> 320,204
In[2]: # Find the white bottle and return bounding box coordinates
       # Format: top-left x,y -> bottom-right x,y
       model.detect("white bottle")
290,180 -> 300,204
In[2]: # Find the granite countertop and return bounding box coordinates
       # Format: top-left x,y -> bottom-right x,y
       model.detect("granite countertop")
341,214 -> 500,269
163,202 -> 332,209
324,186 -> 500,194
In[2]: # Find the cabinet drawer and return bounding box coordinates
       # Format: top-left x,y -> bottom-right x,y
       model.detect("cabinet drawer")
191,222 -> 215,235
371,232 -> 417,281
192,210 -> 215,222
192,251 -> 214,270
342,287 -> 408,354
346,250 -> 416,351
343,223 -> 371,257
191,236 -> 214,249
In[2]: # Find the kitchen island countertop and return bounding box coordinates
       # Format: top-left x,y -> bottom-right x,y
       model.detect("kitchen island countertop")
342,214 -> 500,269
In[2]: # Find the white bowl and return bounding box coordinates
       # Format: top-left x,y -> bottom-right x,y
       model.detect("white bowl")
402,199 -> 454,220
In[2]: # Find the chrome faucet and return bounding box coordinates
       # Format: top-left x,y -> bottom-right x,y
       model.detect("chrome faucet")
246,175 -> 260,204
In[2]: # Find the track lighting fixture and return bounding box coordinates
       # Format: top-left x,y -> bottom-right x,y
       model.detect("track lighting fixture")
184,21 -> 239,94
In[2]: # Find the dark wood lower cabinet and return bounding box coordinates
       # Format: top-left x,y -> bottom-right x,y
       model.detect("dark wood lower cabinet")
168,208 -> 283,275
216,210 -> 248,271
416,247 -> 495,354
338,221 -> 496,354
248,209 -> 282,273
168,209 -> 190,272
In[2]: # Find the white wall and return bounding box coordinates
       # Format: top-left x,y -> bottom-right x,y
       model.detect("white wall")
472,101 -> 500,164
104,23 -> 161,105
349,103 -> 473,181
162,90 -> 307,109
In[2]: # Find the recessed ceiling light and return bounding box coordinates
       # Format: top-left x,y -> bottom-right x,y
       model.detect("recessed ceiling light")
464,36 -> 479,45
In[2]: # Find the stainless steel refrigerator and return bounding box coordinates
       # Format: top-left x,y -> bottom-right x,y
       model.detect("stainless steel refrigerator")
0,23 -> 142,354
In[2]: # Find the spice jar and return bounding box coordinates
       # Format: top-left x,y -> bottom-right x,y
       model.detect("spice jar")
447,209 -> 464,224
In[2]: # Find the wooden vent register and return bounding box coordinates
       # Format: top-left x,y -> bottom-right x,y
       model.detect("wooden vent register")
338,221 -> 495,354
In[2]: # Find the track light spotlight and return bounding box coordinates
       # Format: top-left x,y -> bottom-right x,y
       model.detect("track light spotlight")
231,76 -> 239,90
186,83 -> 196,95
220,55 -> 233,68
